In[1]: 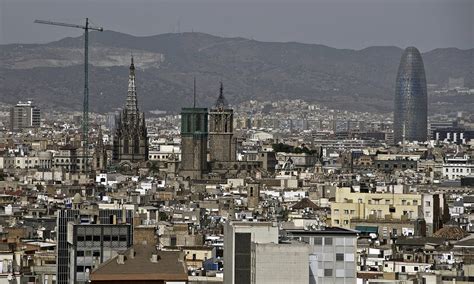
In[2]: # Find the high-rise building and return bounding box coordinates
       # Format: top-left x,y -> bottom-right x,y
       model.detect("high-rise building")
10,100 -> 41,132
112,57 -> 148,165
56,196 -> 133,284
209,83 -> 235,163
179,107 -> 208,179
393,47 -> 428,143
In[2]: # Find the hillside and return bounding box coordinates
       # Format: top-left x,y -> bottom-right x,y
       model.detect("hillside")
0,31 -> 472,114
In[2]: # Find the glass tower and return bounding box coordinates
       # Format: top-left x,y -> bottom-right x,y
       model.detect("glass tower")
394,47 -> 428,144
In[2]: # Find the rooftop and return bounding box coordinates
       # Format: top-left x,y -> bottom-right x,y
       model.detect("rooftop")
90,244 -> 188,282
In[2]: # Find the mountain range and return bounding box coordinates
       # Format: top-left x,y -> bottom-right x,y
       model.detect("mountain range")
0,31 -> 472,114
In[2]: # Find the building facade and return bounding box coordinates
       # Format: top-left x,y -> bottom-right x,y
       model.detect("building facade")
286,227 -> 359,284
331,187 -> 422,228
112,57 -> 148,165
10,100 -> 41,132
393,47 -> 428,143
56,199 -> 133,284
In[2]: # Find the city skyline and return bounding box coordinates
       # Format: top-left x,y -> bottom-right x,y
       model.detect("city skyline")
0,1 -> 472,284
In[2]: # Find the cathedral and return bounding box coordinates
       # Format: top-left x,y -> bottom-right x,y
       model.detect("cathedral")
112,57 -> 148,166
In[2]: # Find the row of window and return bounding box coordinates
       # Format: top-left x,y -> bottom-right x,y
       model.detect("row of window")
77,250 -> 100,257
76,235 -> 127,242
333,219 -> 349,225
445,167 -> 471,173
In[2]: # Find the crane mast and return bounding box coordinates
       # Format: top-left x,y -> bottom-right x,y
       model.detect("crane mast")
35,18 -> 103,173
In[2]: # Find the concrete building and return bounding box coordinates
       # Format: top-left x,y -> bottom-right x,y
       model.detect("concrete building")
53,145 -> 91,173
56,195 -> 134,284
331,187 -> 422,228
223,221 -> 316,284
443,154 -> 473,180
223,221 -> 278,284
10,100 -> 41,132
422,193 -> 449,235
251,242 -> 310,284
285,227 -> 359,284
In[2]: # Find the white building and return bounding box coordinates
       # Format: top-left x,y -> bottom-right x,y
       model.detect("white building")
442,154 -> 473,180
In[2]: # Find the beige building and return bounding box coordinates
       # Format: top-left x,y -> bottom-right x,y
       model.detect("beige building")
331,187 -> 422,228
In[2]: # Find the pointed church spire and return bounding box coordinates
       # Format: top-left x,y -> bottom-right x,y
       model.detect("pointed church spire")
215,81 -> 228,110
126,55 -> 138,115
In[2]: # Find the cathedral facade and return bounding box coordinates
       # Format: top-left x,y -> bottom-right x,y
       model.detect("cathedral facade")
112,57 -> 148,165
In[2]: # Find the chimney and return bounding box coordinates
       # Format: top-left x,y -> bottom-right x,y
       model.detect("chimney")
117,253 -> 125,264
150,253 -> 159,263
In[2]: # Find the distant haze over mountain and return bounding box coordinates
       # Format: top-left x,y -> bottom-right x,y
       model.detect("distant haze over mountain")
0,31 -> 472,114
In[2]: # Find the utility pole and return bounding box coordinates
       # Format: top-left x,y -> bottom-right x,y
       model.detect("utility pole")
35,18 -> 103,173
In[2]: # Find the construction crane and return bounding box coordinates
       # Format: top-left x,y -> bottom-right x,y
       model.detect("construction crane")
35,18 -> 103,173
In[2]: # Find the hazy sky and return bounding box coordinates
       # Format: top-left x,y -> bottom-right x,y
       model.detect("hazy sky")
0,0 -> 472,51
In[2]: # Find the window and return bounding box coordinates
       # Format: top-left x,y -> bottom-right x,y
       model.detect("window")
401,266 -> 406,272
85,235 -> 92,241
414,266 -> 418,271
93,251 -> 100,257
77,251 -> 84,257
77,236 -> 85,241
324,269 -> 333,277
336,253 -> 344,261
343,220 -> 349,225
314,237 -> 322,245
119,235 -> 127,242
344,210 -> 349,215
93,236 -> 100,241
325,237 -> 333,245
335,219 -> 340,224
77,266 -> 84,272
425,201 -> 431,207
103,235 -> 111,241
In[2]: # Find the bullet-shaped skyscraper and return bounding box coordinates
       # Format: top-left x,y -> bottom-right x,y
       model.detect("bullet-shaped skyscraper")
394,47 -> 428,143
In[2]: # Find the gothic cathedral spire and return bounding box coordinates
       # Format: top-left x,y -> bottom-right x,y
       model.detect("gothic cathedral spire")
126,55 -> 138,116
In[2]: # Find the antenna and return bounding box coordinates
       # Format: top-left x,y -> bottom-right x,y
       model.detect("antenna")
193,77 -> 196,108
